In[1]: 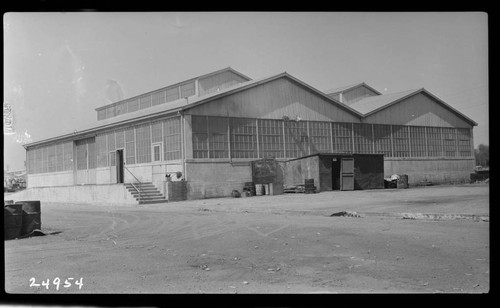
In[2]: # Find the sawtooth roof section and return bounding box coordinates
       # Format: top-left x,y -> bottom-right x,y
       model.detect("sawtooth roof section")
349,88 -> 478,126
25,72 -> 364,148
324,82 -> 382,96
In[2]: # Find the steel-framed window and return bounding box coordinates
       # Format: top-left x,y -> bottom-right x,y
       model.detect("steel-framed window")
164,117 -> 182,160
107,131 -> 116,166
181,81 -> 195,98
208,117 -> 229,159
96,133 -> 108,167
166,87 -> 180,102
392,125 -> 409,157
139,95 -> 152,110
55,143 -> 64,171
135,123 -> 152,164
309,121 -> 331,154
353,123 -> 373,154
457,128 -> 472,158
115,101 -> 127,116
192,116 -> 209,159
97,109 -> 107,121
409,126 -> 427,157
373,124 -> 392,157
332,122 -> 353,153
152,90 -> 166,106
284,120 -> 308,158
63,142 -> 73,171
442,127 -> 457,157
258,119 -> 284,159
128,99 -> 139,113
230,117 -> 258,159
125,127 -> 135,164
426,127 -> 442,157
75,139 -> 88,170
152,142 -> 163,162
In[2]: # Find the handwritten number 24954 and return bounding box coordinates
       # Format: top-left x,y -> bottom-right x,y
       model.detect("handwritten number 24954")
29,277 -> 83,290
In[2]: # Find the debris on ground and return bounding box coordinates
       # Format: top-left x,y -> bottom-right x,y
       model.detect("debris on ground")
283,185 -> 306,193
329,211 -> 362,218
18,229 -> 46,239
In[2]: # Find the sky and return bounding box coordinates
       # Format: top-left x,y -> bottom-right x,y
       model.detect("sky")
3,12 -> 489,171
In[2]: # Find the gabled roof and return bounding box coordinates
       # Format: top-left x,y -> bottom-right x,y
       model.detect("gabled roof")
324,82 -> 382,96
25,72 -> 364,148
349,88 -> 478,126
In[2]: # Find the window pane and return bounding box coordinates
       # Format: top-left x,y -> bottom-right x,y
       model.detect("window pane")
125,127 -> 135,164
164,117 -> 181,160
309,121 -> 331,154
427,127 -> 442,157
135,123 -> 151,164
392,125 -> 409,157
139,95 -> 152,110
373,124 -> 392,157
258,119 -> 284,159
230,118 -> 258,158
409,126 -> 427,157
353,123 -> 373,154
208,117 -> 228,158
284,120 -> 308,158
166,87 -> 179,102
442,127 -> 457,157
332,123 -> 353,153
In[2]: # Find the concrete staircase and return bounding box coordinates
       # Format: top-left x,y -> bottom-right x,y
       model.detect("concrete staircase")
124,182 -> 166,205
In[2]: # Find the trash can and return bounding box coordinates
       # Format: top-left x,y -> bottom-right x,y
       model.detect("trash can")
4,203 -> 23,240
397,174 -> 409,189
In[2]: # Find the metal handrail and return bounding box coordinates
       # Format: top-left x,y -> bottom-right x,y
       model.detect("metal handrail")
123,165 -> 143,203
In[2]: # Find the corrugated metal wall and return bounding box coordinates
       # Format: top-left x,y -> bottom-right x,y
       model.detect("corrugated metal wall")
342,86 -> 380,105
198,70 -> 248,96
187,77 -> 362,123
361,92 -> 473,128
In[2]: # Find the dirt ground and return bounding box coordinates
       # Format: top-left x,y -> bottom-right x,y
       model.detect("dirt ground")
4,183 -> 489,294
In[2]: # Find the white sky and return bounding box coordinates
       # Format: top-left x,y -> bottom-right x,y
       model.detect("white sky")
3,12 -> 488,170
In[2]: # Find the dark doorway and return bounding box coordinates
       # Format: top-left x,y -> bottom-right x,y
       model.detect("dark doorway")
116,149 -> 124,183
331,157 -> 341,190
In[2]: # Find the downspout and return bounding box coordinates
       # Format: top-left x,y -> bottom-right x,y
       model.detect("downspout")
179,110 -> 187,182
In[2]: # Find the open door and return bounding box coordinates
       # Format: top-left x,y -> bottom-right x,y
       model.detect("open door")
116,149 -> 124,183
340,157 -> 354,191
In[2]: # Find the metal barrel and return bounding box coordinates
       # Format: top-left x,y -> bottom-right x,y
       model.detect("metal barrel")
15,201 -> 42,236
255,184 -> 264,196
4,204 -> 23,240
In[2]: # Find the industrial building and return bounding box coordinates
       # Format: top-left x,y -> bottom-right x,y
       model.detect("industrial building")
19,67 -> 476,204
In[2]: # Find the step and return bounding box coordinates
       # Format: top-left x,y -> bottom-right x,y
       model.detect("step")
139,199 -> 168,205
130,191 -> 163,196
132,195 -> 164,200
126,187 -> 160,193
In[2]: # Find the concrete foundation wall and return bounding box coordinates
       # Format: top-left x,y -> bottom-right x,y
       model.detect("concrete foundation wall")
28,171 -> 74,188
6,184 -> 137,206
185,160 -> 252,199
384,158 -> 475,185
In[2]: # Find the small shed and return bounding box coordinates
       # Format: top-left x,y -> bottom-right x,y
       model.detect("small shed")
284,153 -> 384,191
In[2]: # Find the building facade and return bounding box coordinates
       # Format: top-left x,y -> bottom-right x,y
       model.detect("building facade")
23,67 -> 476,202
